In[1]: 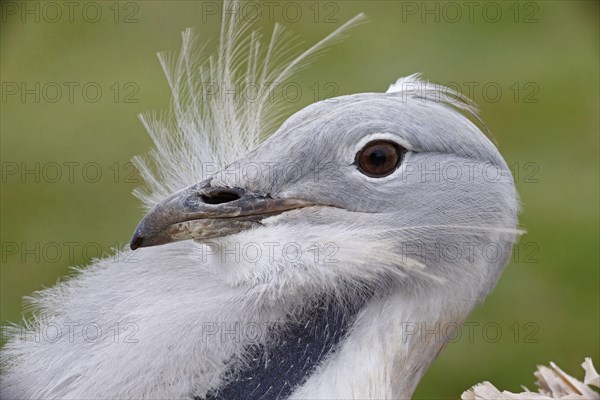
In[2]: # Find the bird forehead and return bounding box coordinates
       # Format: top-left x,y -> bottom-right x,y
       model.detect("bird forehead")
267,93 -> 503,166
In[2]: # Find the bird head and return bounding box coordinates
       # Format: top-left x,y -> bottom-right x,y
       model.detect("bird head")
0,13 -> 522,399
131,76 -> 519,305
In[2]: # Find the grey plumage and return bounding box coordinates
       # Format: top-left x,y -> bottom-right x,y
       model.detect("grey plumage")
1,8 -> 519,400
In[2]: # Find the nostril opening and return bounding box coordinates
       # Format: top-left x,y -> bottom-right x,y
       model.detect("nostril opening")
201,190 -> 241,205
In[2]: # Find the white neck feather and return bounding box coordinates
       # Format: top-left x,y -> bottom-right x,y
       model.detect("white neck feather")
291,289 -> 469,399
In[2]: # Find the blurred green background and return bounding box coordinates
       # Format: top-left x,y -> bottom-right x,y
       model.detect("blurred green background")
1,1 -> 598,398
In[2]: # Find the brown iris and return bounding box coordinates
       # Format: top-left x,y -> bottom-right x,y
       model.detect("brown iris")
355,140 -> 404,177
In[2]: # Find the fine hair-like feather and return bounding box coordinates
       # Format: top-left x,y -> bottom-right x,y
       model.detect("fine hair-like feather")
133,9 -> 367,209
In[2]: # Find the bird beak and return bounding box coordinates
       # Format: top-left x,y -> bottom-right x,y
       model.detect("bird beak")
129,180 -> 313,250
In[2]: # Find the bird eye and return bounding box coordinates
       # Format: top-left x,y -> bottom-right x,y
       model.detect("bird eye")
355,140 -> 405,178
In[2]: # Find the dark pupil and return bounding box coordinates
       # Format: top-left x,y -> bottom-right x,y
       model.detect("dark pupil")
368,147 -> 388,167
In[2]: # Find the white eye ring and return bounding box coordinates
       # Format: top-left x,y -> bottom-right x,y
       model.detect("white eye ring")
355,140 -> 406,178
351,133 -> 415,157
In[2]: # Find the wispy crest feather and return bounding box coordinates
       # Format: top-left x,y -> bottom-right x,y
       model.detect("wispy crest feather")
387,73 -> 494,143
133,4 -> 366,209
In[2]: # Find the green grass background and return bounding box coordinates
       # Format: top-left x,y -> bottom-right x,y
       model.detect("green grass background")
1,1 -> 598,398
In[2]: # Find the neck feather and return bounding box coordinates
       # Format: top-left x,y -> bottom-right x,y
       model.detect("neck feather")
204,292 -> 372,400
289,289 -> 469,399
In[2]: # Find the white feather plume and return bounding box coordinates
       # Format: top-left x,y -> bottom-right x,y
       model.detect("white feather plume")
0,8 -> 370,399
387,72 -> 494,143
462,358 -> 600,399
133,4 -> 366,209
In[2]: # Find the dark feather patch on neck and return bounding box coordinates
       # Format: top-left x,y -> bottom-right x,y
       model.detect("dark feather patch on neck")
202,290 -> 373,400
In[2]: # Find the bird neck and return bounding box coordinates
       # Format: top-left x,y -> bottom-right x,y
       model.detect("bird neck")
289,289 -> 468,399
205,292 -> 372,400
